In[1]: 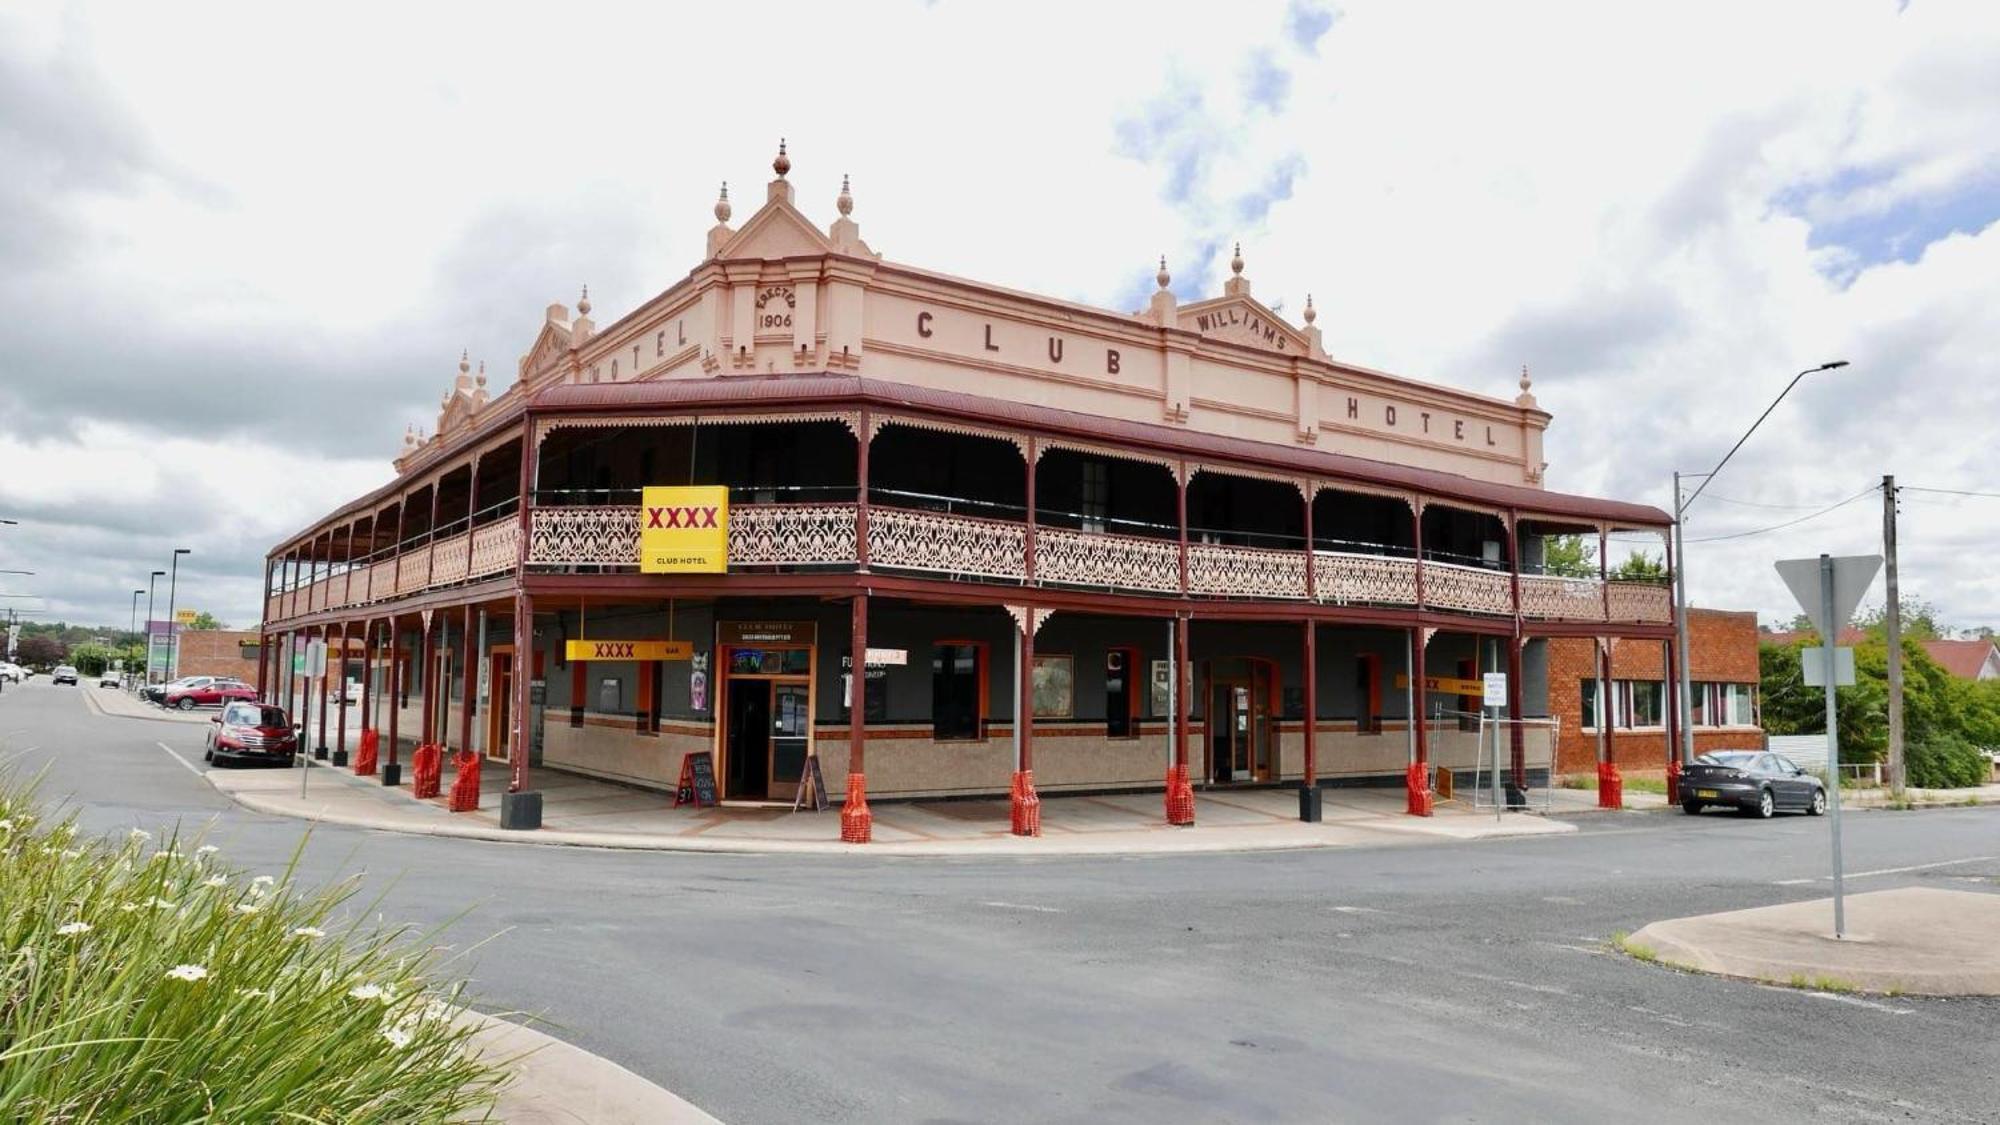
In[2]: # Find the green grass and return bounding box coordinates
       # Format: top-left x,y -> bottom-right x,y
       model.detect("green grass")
0,775 -> 508,1122
1609,931 -> 1659,963
1559,774 -> 1667,795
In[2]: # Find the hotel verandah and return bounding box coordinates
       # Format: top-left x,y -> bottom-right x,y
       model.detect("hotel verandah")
258,145 -> 1680,839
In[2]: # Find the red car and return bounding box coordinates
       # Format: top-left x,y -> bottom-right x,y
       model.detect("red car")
164,678 -> 257,711
204,702 -> 298,766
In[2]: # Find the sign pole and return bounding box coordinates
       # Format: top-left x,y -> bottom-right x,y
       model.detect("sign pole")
1820,554 -> 1845,938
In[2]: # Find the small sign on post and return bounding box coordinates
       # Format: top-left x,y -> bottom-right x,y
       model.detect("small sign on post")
1482,673 -> 1508,708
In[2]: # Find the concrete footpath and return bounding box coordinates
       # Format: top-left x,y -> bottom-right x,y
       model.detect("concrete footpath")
475,1016 -> 719,1124
1626,886 -> 2000,996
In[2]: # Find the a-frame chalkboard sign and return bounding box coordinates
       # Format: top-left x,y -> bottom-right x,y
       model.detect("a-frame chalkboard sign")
674,750 -> 719,809
791,752 -> 830,813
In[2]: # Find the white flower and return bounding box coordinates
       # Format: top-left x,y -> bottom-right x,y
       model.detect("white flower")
165,964 -> 208,983
0,819 -> 14,834
380,1025 -> 413,1049
348,983 -> 387,1002
56,921 -> 92,936
195,845 -> 219,858
233,903 -> 261,916
118,902 -> 140,913
251,875 -> 276,887
202,875 -> 228,889
127,829 -> 151,842
288,926 -> 326,940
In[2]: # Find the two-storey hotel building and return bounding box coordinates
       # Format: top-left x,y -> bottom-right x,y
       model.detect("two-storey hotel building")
259,145 -> 1681,838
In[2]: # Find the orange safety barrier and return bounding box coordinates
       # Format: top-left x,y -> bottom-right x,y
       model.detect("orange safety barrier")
411,743 -> 443,799
1597,760 -> 1624,809
1165,763 -> 1196,825
1405,762 -> 1434,816
353,729 -> 380,777
839,772 -> 872,843
447,750 -> 480,812
1665,757 -> 1683,805
1009,769 -> 1041,837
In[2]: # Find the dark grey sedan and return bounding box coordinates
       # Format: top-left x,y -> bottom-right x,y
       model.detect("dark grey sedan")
1682,750 -> 1827,818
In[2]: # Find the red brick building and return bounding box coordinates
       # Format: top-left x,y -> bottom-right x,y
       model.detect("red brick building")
174,629 -> 262,686
1546,608 -> 1760,775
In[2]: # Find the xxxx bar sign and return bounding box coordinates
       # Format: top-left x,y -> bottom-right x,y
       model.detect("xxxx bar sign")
565,640 -> 693,661
640,485 -> 729,573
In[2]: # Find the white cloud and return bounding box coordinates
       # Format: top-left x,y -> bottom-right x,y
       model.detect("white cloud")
2,0 -> 1997,630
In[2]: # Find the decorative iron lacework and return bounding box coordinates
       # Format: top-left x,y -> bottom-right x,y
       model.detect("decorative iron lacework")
1188,463 -> 1308,496
430,532 -> 471,585
1607,581 -> 1672,624
1312,480 -> 1419,512
1187,543 -> 1309,599
729,504 -> 858,566
468,523 -> 520,579
1421,559 -> 1514,615
870,415 -> 1027,457
1034,436 -> 1177,476
1314,551 -> 1419,607
396,545 -> 433,595
869,507 -> 1027,581
1035,527 -> 1182,593
528,507 -> 638,566
1518,573 -> 1606,621
537,411 -> 859,446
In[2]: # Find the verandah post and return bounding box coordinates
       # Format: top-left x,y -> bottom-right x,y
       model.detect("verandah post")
501,589 -> 541,829
1167,611 -> 1195,825
332,620 -> 350,767
1300,619 -> 1321,822
841,592 -> 873,843
383,615 -> 403,787
1407,626 -> 1433,816
1012,607 -> 1040,836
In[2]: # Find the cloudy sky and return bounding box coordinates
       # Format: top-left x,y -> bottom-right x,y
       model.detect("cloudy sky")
1,0 -> 1995,634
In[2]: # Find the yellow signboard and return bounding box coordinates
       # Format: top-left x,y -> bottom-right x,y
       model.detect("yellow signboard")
565,640 -> 693,662
640,485 -> 729,573
174,608 -> 199,625
1393,674 -> 1485,696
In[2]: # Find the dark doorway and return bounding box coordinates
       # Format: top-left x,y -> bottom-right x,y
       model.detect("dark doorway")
726,679 -> 770,798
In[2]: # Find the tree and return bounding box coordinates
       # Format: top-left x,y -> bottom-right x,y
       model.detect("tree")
1541,534 -> 1596,577
1854,596 -> 1943,640
17,634 -> 67,668
1609,551 -> 1667,581
187,612 -> 225,631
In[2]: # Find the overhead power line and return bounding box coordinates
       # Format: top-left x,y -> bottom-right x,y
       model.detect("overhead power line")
1899,485 -> 2000,500
1684,484 -> 1880,543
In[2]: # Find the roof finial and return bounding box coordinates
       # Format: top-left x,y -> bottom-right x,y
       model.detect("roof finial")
476,360 -> 487,389
836,173 -> 853,217
1519,364 -> 1532,394
1231,242 -> 1244,276
459,348 -> 470,376
577,284 -> 591,317
714,181 -> 732,223
1156,255 -> 1171,290
1303,294 -> 1317,324
773,137 -> 790,178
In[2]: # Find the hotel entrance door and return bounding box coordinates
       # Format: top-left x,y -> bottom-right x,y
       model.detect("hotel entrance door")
724,679 -> 811,802
1208,660 -> 1274,783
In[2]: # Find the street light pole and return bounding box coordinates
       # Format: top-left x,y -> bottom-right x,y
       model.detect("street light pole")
164,548 -> 191,681
145,569 -> 166,685
1670,360 -> 1848,766
129,588 -> 144,687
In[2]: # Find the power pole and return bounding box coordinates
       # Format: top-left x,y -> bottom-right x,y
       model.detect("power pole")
1882,475 -> 1903,797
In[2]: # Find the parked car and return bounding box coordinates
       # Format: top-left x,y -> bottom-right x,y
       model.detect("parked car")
52,665 -> 79,686
0,662 -> 24,683
1682,750 -> 1826,818
204,702 -> 298,767
143,675 -> 214,705
163,678 -> 256,711
98,669 -> 121,688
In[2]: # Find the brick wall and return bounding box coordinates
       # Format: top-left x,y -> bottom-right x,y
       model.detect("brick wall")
175,629 -> 261,686
1546,608 -> 1761,774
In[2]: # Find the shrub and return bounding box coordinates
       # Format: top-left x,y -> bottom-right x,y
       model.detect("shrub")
0,779 -> 506,1122
1906,733 -> 1987,790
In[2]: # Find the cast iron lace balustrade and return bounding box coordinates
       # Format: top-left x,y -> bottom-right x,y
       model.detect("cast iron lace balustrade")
1420,559 -> 1515,615
729,504 -> 858,567
1186,542 -> 1309,599
430,532 -> 471,585
468,523 -> 520,579
1314,551 -> 1419,607
1518,573 -> 1607,621
868,507 -> 1027,581
395,545 -> 433,595
527,506 -> 637,566
1607,580 -> 1673,624
1034,527 -> 1182,594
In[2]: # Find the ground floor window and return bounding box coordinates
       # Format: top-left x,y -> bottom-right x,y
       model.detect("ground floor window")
1032,654 -> 1073,720
932,642 -> 986,741
1690,681 -> 1755,727
1614,679 -> 1664,729
1580,680 -> 1602,730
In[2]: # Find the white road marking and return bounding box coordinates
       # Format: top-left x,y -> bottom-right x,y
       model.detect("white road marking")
1773,855 -> 1998,886
1331,905 -> 1387,914
1807,992 -> 1913,1015
154,740 -> 206,778
981,901 -> 1062,914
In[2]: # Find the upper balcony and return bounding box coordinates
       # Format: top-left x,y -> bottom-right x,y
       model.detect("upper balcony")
264,388 -> 1674,630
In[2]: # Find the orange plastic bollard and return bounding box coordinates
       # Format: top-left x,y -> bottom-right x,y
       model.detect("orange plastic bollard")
1165,764 -> 1196,825
839,772 -> 872,843
1405,762 -> 1434,816
1010,769 -> 1041,837
1597,761 -> 1624,809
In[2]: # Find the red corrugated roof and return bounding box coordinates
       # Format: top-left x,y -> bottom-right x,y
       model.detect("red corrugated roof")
532,373 -> 1671,527
1922,639 -> 1999,680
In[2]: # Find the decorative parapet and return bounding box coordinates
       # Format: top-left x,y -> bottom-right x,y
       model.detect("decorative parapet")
868,507 -> 1025,581
1186,542 -> 1309,599
1314,551 -> 1419,607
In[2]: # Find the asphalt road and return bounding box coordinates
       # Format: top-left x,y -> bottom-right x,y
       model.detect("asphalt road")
4,679 -> 1998,1124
